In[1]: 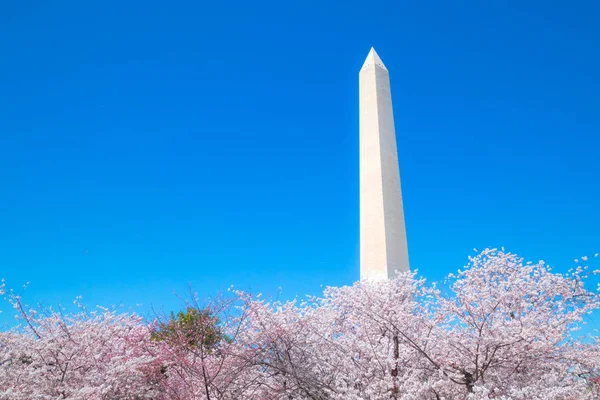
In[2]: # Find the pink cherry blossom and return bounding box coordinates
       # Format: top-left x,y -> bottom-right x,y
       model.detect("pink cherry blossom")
1,249 -> 598,399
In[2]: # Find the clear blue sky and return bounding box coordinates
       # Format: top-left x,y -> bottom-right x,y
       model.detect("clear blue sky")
1,1 -> 599,325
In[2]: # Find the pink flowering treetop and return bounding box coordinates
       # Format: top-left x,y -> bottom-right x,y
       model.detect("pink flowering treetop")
0,293 -> 160,400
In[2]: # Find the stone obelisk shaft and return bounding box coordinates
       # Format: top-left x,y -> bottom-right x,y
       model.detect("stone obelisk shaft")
359,48 -> 409,281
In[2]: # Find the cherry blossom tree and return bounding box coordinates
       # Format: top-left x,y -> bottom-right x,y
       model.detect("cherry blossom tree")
0,292 -> 160,400
236,273 -> 433,399
414,249 -> 600,399
230,249 -> 600,399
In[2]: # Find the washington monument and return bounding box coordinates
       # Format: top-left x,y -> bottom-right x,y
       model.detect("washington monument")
359,48 -> 409,281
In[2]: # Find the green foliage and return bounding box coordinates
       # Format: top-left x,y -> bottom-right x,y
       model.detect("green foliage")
151,307 -> 225,351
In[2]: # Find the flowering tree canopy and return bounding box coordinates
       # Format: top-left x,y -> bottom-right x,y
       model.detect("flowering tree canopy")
1,249 -> 599,399
0,308 -> 159,400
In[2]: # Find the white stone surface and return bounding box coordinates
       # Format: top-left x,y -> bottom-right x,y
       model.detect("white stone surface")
359,48 -> 410,281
